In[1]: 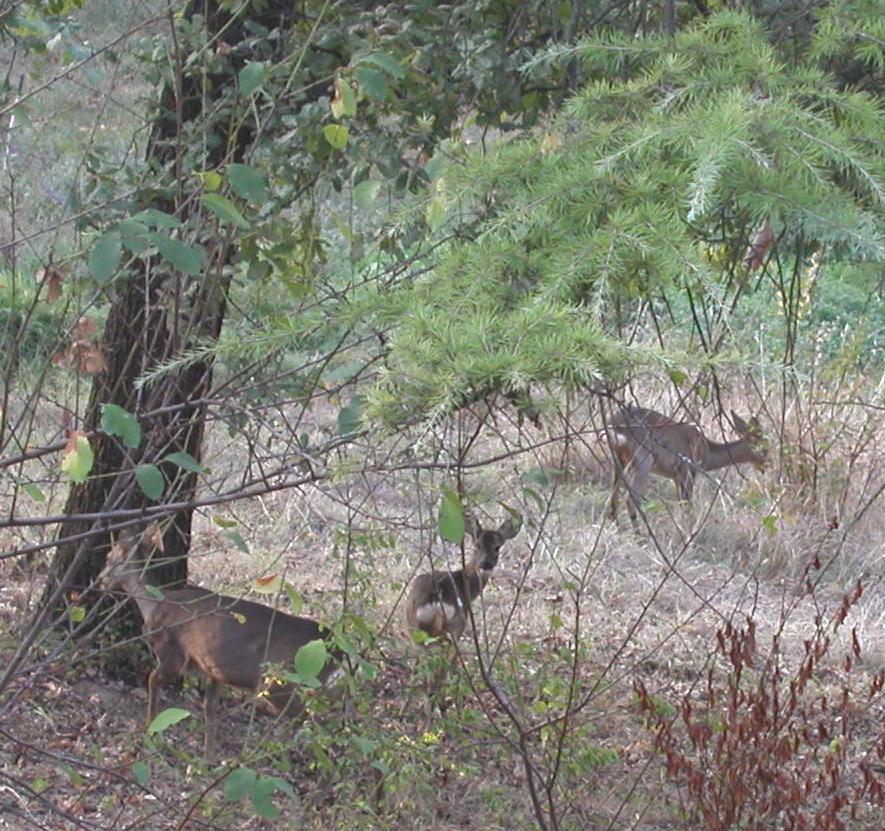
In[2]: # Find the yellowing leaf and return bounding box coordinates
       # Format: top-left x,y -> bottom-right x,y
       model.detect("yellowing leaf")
252,574 -> 283,595
61,432 -> 94,483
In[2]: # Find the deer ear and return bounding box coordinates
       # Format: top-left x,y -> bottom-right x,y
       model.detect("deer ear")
731,411 -> 749,433
464,512 -> 481,540
498,517 -> 519,540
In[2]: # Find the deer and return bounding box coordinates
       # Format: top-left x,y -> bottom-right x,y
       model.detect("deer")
405,514 -> 519,642
607,406 -> 767,530
98,529 -> 340,758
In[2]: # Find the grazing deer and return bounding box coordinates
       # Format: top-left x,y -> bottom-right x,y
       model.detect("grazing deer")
607,406 -> 767,529
405,514 -> 519,641
98,530 -> 340,758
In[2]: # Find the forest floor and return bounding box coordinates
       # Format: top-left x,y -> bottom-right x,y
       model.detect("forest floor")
1,425 -> 884,830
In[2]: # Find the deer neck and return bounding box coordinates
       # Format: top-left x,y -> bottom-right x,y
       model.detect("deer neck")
460,561 -> 491,602
703,438 -> 758,471
114,571 -> 165,626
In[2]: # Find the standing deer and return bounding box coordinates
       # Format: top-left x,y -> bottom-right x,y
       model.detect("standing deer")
607,406 -> 767,529
405,514 -> 519,641
98,529 -> 340,758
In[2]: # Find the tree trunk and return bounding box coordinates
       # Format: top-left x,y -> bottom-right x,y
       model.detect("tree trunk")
44,0 -> 298,620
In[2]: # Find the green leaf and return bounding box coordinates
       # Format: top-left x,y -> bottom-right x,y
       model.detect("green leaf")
198,170 -> 223,192
224,767 -> 257,802
226,164 -> 268,203
250,777 -> 283,820
162,451 -> 207,474
353,179 -> 383,210
202,193 -> 250,229
61,434 -> 94,483
438,487 -> 465,543
224,529 -> 249,553
351,735 -> 377,757
762,514 -> 778,533
211,515 -> 238,528
322,124 -> 349,150
68,605 -> 85,624
22,483 -> 46,503
131,761 -> 151,786
147,707 -> 191,735
284,582 -> 303,615
238,62 -> 268,96
162,450 -> 209,473
101,403 -> 142,449
89,231 -> 122,283
361,52 -> 405,79
669,368 -> 688,385
153,235 -> 205,275
119,219 -> 150,253
135,464 -> 165,500
354,66 -> 388,101
331,76 -> 357,118
130,209 -> 180,229
337,396 -> 365,437
293,639 -> 328,682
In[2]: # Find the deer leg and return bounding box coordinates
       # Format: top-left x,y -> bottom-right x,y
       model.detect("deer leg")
625,452 -> 654,531
675,469 -> 697,532
203,678 -> 221,759
609,463 -> 623,520
146,645 -> 186,727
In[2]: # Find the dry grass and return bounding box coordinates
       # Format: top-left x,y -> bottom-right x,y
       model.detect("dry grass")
1,392 -> 883,830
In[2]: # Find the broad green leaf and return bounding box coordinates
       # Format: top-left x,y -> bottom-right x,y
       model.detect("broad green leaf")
153,235 -> 205,275
68,605 -> 85,624
61,434 -> 94,483
224,766 -> 257,802
211,515 -> 238,528
351,735 -> 376,757
135,464 -> 164,500
202,193 -> 250,229
101,403 -> 142,449
119,219 -> 150,253
131,761 -> 151,787
224,529 -> 249,553
130,209 -> 180,229
163,451 -> 207,474
22,483 -> 46,503
438,487 -> 465,543
331,76 -> 357,118
226,164 -> 268,203
238,62 -> 267,96
293,639 -> 328,682
337,396 -> 365,437
361,51 -> 405,78
198,170 -> 222,191
669,368 -> 688,385
354,66 -> 388,101
146,707 -> 191,735
145,585 -> 165,600
353,179 -> 383,210
88,231 -> 122,283
284,582 -> 303,615
251,574 -> 283,595
762,514 -> 778,533
322,124 -> 349,150
250,777 -> 283,820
